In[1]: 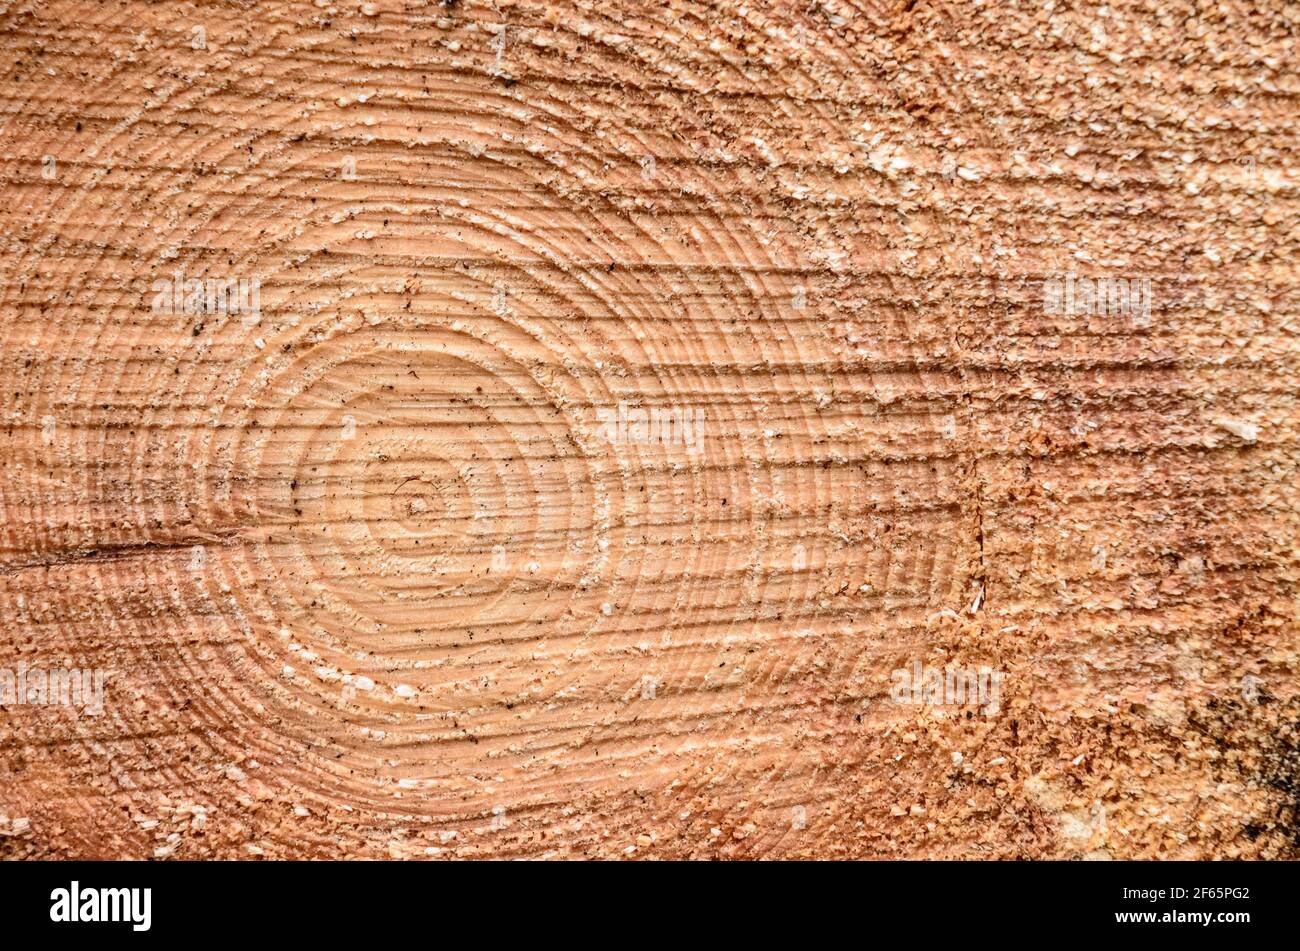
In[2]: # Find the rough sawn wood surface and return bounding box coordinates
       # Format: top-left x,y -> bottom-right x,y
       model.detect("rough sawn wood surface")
0,0 -> 1298,858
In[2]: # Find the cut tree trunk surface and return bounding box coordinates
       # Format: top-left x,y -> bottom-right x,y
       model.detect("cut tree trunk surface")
0,0 -> 1297,859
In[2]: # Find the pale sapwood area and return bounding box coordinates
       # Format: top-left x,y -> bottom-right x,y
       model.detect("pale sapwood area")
0,0 -> 1298,859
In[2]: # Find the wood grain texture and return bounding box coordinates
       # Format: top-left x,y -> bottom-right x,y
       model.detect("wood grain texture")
1,0 -> 1298,859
